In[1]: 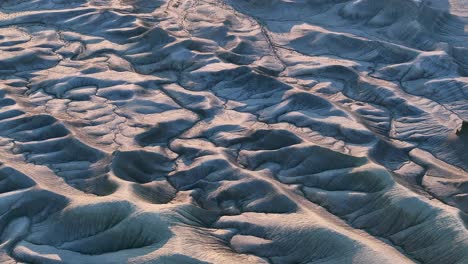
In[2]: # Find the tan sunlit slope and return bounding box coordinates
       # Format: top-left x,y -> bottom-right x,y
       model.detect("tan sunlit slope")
0,0 -> 467,263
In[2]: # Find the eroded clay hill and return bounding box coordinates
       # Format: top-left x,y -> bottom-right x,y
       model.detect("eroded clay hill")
0,0 -> 467,263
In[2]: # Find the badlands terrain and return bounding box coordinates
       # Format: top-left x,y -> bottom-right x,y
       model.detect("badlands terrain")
0,0 -> 467,263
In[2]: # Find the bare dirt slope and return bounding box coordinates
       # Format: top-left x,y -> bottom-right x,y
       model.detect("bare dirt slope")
0,0 -> 467,263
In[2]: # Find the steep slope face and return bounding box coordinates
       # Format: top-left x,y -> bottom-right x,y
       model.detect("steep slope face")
0,0 -> 467,263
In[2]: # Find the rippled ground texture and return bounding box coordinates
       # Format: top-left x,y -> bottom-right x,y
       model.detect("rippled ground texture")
0,0 -> 467,263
